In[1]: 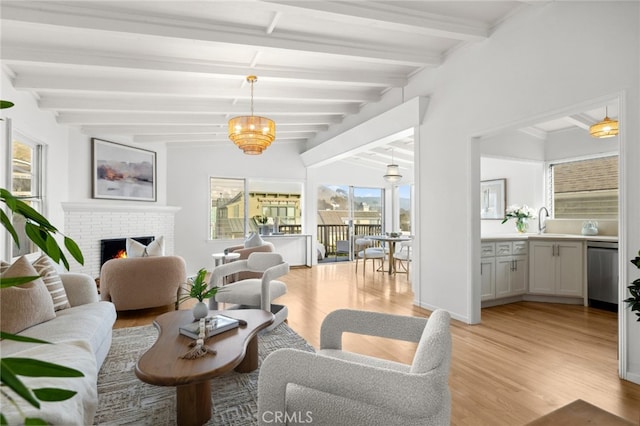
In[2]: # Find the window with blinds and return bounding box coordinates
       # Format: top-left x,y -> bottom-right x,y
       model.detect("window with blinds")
551,156 -> 618,219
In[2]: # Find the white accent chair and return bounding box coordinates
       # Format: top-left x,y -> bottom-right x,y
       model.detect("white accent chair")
209,252 -> 289,330
258,309 -> 452,425
394,240 -> 413,276
354,238 -> 386,274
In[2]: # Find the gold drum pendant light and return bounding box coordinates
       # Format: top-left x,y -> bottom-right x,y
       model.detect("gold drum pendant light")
589,106 -> 618,138
228,76 -> 276,155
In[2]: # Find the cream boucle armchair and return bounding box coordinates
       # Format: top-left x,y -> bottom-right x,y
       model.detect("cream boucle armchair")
257,309 -> 452,426
99,256 -> 186,311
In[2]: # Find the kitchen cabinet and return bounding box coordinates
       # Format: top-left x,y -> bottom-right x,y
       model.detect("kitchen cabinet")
480,243 -> 496,301
481,240 -> 527,300
529,240 -> 583,297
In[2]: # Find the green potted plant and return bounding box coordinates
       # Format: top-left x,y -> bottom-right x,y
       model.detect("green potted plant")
1,187 -> 86,424
178,268 -> 218,320
624,249 -> 640,322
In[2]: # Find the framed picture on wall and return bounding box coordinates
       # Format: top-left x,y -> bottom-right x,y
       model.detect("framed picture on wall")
92,138 -> 156,201
481,178 -> 506,220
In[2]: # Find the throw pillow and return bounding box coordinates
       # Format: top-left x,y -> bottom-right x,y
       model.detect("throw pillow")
32,255 -> 71,311
0,256 -> 56,334
244,232 -> 264,248
126,236 -> 164,257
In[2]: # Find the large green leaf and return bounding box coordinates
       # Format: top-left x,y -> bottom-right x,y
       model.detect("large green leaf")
24,223 -> 48,254
0,361 -> 40,408
0,209 -> 19,247
0,332 -> 50,344
44,234 -> 61,264
0,276 -> 41,288
0,100 -> 14,109
33,387 -> 78,402
24,418 -> 48,426
64,236 -> 84,265
1,413 -> 7,425
2,358 -> 84,378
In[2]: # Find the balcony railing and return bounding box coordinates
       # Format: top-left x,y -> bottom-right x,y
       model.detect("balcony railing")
317,224 -> 382,255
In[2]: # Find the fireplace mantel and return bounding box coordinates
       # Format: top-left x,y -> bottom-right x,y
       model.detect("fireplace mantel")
62,202 -> 181,213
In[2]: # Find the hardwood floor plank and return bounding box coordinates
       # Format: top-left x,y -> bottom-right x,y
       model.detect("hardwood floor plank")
113,261 -> 640,424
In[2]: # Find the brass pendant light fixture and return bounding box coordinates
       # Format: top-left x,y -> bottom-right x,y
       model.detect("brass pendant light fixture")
589,106 -> 618,138
228,76 -> 276,155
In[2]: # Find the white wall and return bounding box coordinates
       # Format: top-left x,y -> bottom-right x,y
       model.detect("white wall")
480,157 -> 545,235
405,1 -> 639,381
1,71 -> 71,260
545,127 -> 619,161
166,141 -> 306,275
305,1 -> 639,382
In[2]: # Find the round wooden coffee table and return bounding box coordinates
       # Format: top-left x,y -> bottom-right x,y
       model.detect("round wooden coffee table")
135,309 -> 274,426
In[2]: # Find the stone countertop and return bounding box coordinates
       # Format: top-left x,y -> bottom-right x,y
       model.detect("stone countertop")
481,233 -> 618,243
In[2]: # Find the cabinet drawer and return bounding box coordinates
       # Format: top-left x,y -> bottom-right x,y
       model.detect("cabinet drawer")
481,243 -> 496,257
496,242 -> 512,256
512,241 -> 528,255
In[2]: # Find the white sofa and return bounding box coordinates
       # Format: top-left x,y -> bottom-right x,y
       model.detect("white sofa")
1,272 -> 117,425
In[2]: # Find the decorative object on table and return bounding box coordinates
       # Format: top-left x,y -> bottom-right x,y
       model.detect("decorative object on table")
624,249 -> 640,322
178,268 -> 218,320
92,138 -> 156,201
386,231 -> 402,238
481,178 -> 506,219
581,220 -> 599,236
501,204 -> 536,233
180,318 -> 218,359
254,214 -> 271,235
179,315 -> 240,339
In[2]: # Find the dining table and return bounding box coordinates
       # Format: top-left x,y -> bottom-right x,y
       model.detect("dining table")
366,235 -> 412,275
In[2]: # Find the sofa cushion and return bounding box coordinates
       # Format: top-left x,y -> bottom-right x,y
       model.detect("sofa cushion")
4,301 -> 117,358
244,232 -> 264,248
126,236 -> 164,257
32,255 -> 71,311
0,339 -> 98,426
0,256 -> 56,334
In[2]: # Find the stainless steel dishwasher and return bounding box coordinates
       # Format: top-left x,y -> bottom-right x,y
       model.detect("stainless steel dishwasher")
587,241 -> 618,312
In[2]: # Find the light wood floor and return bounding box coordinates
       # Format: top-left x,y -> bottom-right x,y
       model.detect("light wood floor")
114,261 -> 640,425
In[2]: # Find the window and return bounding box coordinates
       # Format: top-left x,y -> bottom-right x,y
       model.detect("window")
10,132 -> 46,257
550,156 -> 618,219
209,178 -> 302,240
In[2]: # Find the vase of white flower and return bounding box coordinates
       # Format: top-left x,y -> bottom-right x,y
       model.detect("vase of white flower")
501,205 -> 536,234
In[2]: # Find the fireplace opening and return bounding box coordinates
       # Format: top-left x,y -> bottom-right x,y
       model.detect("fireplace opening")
100,236 -> 154,267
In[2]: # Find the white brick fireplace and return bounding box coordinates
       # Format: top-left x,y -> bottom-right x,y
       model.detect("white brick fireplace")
62,203 -> 181,278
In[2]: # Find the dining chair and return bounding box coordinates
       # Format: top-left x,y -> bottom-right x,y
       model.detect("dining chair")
354,238 -> 386,275
394,240 -> 412,276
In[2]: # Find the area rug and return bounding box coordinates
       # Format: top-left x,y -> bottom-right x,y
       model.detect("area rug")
526,399 -> 636,426
93,323 -> 315,425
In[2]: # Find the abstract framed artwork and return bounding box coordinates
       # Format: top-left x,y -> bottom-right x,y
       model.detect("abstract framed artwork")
92,138 -> 156,201
480,178 -> 506,220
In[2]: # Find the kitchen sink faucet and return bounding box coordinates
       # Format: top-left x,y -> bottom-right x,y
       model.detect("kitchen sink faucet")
538,207 -> 550,234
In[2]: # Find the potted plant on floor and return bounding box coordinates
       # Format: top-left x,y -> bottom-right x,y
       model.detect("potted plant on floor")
178,268 -> 218,320
624,249 -> 640,322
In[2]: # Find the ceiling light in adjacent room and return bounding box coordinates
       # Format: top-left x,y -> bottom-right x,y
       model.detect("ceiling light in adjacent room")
589,107 -> 618,138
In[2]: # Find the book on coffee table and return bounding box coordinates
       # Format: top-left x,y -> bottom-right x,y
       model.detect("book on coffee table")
179,315 -> 240,339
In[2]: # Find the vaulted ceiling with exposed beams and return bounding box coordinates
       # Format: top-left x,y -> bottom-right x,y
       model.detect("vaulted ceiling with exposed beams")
1,1 -> 529,153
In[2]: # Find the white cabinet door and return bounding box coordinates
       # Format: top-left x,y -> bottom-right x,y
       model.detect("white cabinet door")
480,258 -> 496,301
529,241 -> 556,294
511,255 -> 528,295
495,257 -> 513,298
556,242 -> 583,296
529,240 -> 583,297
